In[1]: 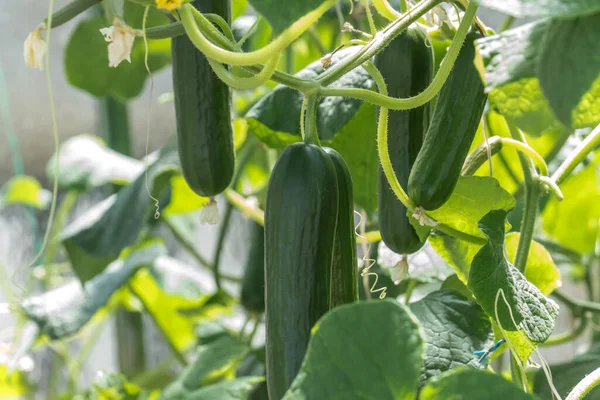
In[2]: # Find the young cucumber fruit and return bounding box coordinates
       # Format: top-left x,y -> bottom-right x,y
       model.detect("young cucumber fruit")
265,143 -> 338,400
324,148 -> 358,307
408,31 -> 487,211
376,26 -> 434,255
172,0 -> 234,197
240,220 -> 265,316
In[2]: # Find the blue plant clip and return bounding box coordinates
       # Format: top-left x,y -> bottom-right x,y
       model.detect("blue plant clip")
474,338 -> 506,363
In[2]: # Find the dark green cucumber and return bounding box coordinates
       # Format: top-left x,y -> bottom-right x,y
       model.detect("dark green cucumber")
265,143 -> 338,400
324,148 -> 358,308
240,221 -> 265,316
376,26 -> 434,255
172,0 -> 234,197
408,31 -> 487,211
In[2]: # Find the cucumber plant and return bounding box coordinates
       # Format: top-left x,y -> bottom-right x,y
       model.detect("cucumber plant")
10,0 -> 600,399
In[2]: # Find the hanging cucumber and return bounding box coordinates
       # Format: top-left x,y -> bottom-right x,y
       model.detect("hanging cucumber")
407,31 -> 487,211
240,221 -> 265,316
172,0 -> 234,197
265,143 -> 338,400
376,26 -> 434,255
324,148 -> 358,308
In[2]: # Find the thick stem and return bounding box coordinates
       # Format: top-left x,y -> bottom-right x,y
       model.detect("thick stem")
566,367 -> 600,400
44,0 -> 102,29
99,96 -> 131,156
208,52 -> 281,89
212,203 -> 233,290
552,122 -> 600,186
553,288 -> 600,314
514,176 -> 541,273
303,95 -> 321,145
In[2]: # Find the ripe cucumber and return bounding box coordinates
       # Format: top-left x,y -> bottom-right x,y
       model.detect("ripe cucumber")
407,31 -> 487,211
376,26 -> 433,255
324,148 -> 358,307
240,221 -> 265,316
265,143 -> 338,400
172,0 -> 234,197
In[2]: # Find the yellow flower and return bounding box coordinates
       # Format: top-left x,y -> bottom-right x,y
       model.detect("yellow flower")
155,0 -> 183,11
23,23 -> 47,71
99,19 -> 136,68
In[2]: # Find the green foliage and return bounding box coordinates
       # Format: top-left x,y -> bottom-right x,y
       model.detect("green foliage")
477,0 -> 600,18
248,0 -> 326,34
476,15 -> 600,134
467,210 -> 558,343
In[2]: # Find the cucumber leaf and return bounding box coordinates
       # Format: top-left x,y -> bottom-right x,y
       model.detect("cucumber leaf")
409,290 -> 494,386
246,46 -> 373,146
248,0 -> 330,35
467,210 -> 559,343
420,367 -> 535,400
534,343 -> 600,399
60,142 -> 178,283
161,334 -> 250,398
475,16 -> 600,134
182,377 -> 264,400
283,301 -> 424,400
476,0 -> 600,19
21,241 -> 166,340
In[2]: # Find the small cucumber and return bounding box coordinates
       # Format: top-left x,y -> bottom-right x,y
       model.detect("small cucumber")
376,26 -> 434,255
408,31 -> 487,211
324,148 -> 358,307
265,143 -> 338,400
172,0 -> 234,197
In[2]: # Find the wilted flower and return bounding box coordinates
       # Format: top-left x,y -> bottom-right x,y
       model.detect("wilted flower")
200,198 -> 219,225
99,20 -> 136,68
23,23 -> 47,71
390,258 -> 409,284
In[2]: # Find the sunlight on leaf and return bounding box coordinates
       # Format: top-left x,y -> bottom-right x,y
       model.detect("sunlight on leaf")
1,176 -> 51,209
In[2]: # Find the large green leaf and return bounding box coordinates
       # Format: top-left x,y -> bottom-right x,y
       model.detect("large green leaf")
475,17 -> 600,134
60,143 -> 178,283
183,377 -> 265,400
420,367 -> 535,400
534,343 -> 600,400
505,233 -> 562,295
65,16 -> 171,100
424,176 -> 516,239
283,301 -> 424,400
161,334 -> 250,398
467,210 -> 559,343
21,241 -> 165,340
543,154 -> 600,254
429,235 -> 481,284
476,0 -> 600,18
409,290 -> 494,386
246,46 -> 373,146
46,134 -> 144,189
0,176 -> 51,209
248,0 -> 329,34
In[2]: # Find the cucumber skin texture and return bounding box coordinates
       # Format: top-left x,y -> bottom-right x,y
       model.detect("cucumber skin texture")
324,148 -> 358,308
172,0 -> 234,197
240,221 -> 265,315
376,27 -> 433,255
265,143 -> 338,400
408,31 -> 487,211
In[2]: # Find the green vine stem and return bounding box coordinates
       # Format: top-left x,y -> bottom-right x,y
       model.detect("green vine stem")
364,60 -> 486,245
180,0 -> 336,66
303,95 -> 321,145
552,122 -> 600,186
207,52 -> 281,90
212,203 -> 233,290
164,216 -> 212,268
542,314 -> 588,346
461,136 -> 503,176
318,0 -> 476,108
224,190 -> 265,225
44,0 -> 101,29
566,367 -> 600,400
553,289 -> 600,314
372,0 -> 401,20
500,138 -> 548,176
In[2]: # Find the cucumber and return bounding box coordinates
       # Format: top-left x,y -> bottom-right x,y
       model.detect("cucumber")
240,221 -> 265,316
265,143 -> 338,400
324,148 -> 358,308
376,26 -> 434,255
408,31 -> 487,211
172,0 -> 234,197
